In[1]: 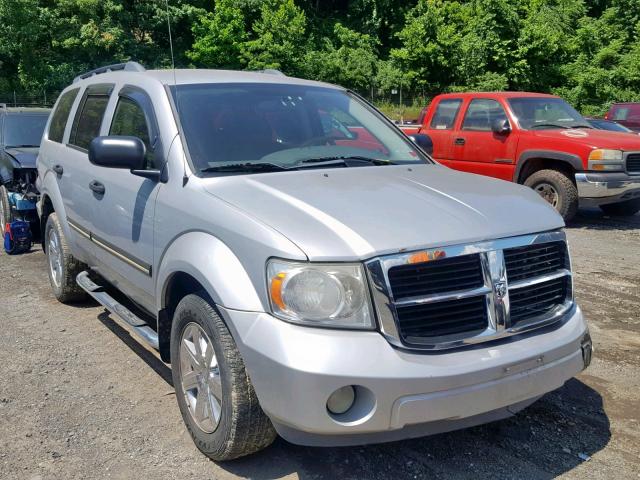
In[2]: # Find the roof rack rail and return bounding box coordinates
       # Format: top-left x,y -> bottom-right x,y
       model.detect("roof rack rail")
258,69 -> 286,76
73,61 -> 145,84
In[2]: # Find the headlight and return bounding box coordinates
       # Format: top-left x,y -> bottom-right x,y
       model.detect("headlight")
588,149 -> 624,171
267,260 -> 375,329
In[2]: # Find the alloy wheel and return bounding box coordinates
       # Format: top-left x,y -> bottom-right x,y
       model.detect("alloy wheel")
179,322 -> 223,433
47,229 -> 63,287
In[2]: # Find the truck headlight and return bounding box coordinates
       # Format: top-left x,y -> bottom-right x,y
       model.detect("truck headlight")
267,260 -> 375,329
588,149 -> 624,171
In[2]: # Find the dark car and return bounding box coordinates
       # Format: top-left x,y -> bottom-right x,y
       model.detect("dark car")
586,117 -> 638,134
0,105 -> 50,230
605,103 -> 640,131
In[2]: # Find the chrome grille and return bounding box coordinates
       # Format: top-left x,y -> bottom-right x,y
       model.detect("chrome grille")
510,276 -> 570,326
388,254 -> 483,299
504,241 -> 568,282
365,230 -> 573,351
626,153 -> 640,174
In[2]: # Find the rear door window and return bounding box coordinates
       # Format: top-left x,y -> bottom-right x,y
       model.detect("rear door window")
429,99 -> 462,129
48,89 -> 79,143
69,85 -> 112,150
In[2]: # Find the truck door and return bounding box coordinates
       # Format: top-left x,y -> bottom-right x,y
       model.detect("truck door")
58,84 -> 115,266
420,98 -> 462,163
449,98 -> 518,181
88,86 -> 162,313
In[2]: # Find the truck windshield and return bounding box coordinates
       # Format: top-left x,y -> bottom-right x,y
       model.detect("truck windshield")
171,83 -> 429,174
508,97 -> 592,130
3,114 -> 50,147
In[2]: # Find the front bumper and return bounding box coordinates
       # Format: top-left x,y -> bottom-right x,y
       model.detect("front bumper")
575,172 -> 640,207
220,305 -> 589,447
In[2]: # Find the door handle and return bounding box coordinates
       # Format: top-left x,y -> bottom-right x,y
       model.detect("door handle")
52,164 -> 63,175
454,137 -> 465,146
89,180 -> 105,195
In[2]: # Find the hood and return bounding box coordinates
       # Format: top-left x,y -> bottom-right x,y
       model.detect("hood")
201,164 -> 563,261
529,128 -> 640,151
4,147 -> 39,168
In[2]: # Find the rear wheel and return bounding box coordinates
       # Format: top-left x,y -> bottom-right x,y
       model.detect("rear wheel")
600,198 -> 640,216
45,213 -> 87,303
524,169 -> 578,222
170,292 -> 276,461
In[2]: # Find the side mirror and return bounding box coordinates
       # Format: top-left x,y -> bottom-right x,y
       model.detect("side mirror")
408,133 -> 433,156
491,118 -> 511,135
89,136 -> 146,170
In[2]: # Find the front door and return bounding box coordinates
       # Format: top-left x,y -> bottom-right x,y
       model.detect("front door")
449,98 -> 518,181
89,86 -> 163,313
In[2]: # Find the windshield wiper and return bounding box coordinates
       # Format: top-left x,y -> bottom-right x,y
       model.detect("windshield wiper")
200,162 -> 292,173
297,156 -> 396,168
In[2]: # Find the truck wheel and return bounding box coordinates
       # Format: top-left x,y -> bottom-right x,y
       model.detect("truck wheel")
0,185 -> 11,237
170,293 -> 276,461
45,213 -> 87,303
600,198 -> 640,216
524,169 -> 578,222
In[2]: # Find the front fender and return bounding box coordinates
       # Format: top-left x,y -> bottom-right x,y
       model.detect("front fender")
156,231 -> 264,313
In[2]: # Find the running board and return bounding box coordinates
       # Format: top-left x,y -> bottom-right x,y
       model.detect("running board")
76,271 -> 159,349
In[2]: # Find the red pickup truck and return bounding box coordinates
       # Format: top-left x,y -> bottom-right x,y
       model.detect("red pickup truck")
402,92 -> 640,221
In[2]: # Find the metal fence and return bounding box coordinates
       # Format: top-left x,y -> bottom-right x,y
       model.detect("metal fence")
0,92 -> 59,108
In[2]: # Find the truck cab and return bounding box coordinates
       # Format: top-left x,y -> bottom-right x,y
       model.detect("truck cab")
416,92 -> 640,221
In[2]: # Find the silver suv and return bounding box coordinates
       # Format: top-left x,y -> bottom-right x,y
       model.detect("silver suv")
37,62 -> 592,460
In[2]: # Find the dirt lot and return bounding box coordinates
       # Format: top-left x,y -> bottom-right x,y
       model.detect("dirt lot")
0,209 -> 638,480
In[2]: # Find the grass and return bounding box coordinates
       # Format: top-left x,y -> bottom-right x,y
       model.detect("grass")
374,101 -> 426,123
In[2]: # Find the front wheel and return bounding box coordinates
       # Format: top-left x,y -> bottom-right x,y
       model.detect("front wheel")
170,293 -> 276,461
0,185 -> 11,237
600,198 -> 640,216
524,169 -> 579,222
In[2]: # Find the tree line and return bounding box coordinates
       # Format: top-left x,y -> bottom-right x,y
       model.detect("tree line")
0,0 -> 639,114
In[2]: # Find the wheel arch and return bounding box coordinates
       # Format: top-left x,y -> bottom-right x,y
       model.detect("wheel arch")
156,231 -> 264,362
514,150 -> 583,184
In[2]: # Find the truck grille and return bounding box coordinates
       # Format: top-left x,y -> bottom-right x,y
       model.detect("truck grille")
626,153 -> 640,174
366,231 -> 573,350
388,254 -> 483,299
396,296 -> 488,341
504,242 -> 568,282
510,276 -> 570,326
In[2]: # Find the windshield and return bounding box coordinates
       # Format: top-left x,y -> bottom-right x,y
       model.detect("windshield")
171,83 -> 428,174
508,97 -> 591,130
3,113 -> 49,147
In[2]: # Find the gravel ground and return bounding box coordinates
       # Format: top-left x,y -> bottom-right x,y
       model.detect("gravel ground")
0,208 -> 638,480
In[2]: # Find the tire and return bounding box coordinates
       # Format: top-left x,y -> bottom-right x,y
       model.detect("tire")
45,213 -> 87,303
600,198 -> 640,216
0,185 -> 11,238
524,169 -> 579,222
170,292 -> 276,461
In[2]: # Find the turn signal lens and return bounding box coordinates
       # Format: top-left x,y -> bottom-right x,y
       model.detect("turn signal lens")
270,272 -> 286,310
587,149 -> 623,171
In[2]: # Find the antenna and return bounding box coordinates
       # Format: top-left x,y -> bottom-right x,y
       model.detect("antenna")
164,0 -> 189,186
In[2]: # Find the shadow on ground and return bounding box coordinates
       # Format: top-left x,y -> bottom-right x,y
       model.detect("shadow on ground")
571,208 -> 639,231
95,313 -> 610,480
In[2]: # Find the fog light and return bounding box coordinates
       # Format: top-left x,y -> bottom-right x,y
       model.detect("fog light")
327,386 -> 356,415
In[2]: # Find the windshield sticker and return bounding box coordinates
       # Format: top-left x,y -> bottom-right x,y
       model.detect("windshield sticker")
560,129 -> 589,138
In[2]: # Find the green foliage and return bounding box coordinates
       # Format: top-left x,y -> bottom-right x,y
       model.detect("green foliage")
1,0 -> 640,115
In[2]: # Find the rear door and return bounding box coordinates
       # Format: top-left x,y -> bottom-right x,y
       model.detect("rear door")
88,85 -> 163,312
448,98 -> 518,181
420,97 -> 462,163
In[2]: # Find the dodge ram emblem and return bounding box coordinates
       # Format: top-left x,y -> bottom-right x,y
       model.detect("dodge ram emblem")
494,281 -> 508,299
